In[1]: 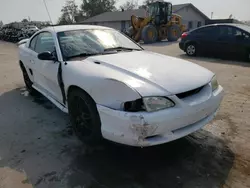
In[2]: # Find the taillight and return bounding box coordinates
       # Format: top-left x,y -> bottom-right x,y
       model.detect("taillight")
181,32 -> 188,39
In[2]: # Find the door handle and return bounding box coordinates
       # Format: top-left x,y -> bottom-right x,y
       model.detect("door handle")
30,60 -> 35,64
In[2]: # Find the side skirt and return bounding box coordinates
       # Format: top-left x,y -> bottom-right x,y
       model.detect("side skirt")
32,84 -> 69,113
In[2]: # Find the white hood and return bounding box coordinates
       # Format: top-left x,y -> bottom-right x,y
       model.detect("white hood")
88,51 -> 214,95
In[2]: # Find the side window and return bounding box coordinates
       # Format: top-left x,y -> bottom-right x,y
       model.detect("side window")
29,35 -> 38,51
194,26 -> 216,35
219,26 -> 237,37
243,32 -> 250,39
235,29 -> 243,36
35,32 -> 55,54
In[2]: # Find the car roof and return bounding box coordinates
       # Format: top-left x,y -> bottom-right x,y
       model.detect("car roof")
189,23 -> 250,33
194,23 -> 247,29
41,25 -> 113,33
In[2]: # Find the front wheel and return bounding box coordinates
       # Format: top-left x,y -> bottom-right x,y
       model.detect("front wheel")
141,25 -> 158,44
68,89 -> 102,145
185,43 -> 196,56
167,25 -> 181,42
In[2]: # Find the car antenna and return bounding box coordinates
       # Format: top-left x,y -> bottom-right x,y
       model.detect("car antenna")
42,0 -> 56,32
43,0 -> 60,62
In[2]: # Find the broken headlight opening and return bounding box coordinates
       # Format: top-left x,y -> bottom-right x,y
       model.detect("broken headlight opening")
123,98 -> 145,112
123,97 -> 175,112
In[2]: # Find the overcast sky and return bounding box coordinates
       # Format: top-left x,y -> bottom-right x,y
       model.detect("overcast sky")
0,0 -> 249,24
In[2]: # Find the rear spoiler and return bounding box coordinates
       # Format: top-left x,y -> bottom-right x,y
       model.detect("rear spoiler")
18,38 -> 29,46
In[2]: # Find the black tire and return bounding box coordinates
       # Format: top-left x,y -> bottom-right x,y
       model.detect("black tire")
68,89 -> 102,145
167,25 -> 181,42
185,43 -> 197,56
141,25 -> 158,44
20,63 -> 37,95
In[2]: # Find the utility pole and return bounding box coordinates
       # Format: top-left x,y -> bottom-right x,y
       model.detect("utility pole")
211,12 -> 213,19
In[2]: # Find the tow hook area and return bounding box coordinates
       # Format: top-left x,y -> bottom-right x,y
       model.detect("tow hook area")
130,115 -> 158,145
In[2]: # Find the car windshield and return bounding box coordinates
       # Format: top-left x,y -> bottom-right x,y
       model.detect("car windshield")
57,29 -> 142,60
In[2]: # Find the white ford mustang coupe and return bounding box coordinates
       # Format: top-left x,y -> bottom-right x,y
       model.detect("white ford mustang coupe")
18,25 -> 224,147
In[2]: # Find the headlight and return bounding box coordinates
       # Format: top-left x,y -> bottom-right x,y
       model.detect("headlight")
211,75 -> 219,91
143,97 -> 175,112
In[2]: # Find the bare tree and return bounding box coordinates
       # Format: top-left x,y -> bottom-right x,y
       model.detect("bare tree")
120,0 -> 138,11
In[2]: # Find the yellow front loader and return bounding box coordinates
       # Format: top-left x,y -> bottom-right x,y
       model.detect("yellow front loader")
128,1 -> 186,44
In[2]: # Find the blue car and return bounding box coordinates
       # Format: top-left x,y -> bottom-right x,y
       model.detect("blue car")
179,23 -> 250,61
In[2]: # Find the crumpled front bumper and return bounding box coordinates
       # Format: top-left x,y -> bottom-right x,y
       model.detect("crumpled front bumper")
97,85 -> 224,147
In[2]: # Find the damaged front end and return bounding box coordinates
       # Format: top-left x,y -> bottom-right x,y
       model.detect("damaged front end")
129,115 -> 158,146
98,104 -> 159,147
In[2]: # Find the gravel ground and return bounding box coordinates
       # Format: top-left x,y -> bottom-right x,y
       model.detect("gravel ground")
0,41 -> 249,188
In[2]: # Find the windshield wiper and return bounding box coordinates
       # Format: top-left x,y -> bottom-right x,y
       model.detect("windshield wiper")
104,47 -> 141,52
65,52 -> 100,60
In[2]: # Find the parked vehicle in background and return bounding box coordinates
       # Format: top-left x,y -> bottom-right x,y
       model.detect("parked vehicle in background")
179,23 -> 250,61
23,25 -> 39,32
22,25 -> 39,38
18,25 -> 224,147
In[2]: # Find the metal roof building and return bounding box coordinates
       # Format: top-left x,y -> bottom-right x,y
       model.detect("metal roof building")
78,3 -> 209,31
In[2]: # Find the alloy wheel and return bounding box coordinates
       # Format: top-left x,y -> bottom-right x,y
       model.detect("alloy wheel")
72,96 -> 93,137
186,45 -> 196,56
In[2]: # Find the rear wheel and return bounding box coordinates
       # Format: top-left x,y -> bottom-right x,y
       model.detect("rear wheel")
167,25 -> 181,42
185,43 -> 196,56
141,25 -> 158,44
68,89 -> 102,145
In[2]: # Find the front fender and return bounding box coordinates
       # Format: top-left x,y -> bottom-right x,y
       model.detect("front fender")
89,78 -> 141,109
65,77 -> 141,110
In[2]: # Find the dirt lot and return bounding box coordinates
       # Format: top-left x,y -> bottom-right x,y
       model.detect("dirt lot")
0,41 -> 250,188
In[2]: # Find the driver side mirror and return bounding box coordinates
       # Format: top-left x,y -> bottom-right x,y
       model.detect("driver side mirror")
38,51 -> 57,61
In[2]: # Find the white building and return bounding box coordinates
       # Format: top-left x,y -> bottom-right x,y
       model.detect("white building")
79,3 -> 209,31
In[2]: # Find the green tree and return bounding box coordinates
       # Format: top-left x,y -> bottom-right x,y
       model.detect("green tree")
22,18 -> 29,23
80,0 -> 116,18
120,0 -> 138,11
58,0 -> 79,24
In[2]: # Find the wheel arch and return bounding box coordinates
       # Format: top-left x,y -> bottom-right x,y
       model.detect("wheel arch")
67,85 -> 96,104
66,78 -> 142,110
